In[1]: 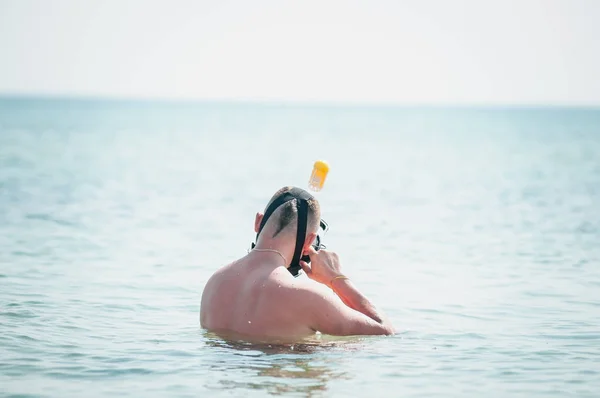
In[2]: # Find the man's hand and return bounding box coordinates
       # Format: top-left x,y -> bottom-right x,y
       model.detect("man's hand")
299,247 -> 344,288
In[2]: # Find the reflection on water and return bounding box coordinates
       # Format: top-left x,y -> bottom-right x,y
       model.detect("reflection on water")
202,331 -> 363,397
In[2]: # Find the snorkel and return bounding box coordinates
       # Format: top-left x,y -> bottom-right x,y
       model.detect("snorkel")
251,160 -> 330,277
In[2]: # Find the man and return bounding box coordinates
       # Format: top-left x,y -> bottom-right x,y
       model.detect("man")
200,186 -> 395,341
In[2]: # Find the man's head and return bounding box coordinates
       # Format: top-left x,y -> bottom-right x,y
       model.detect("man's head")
254,186 -> 321,254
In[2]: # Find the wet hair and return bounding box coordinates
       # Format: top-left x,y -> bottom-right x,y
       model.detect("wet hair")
265,186 -> 320,238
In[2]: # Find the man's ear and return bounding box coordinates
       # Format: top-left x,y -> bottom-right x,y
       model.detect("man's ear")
302,232 -> 318,254
254,212 -> 264,234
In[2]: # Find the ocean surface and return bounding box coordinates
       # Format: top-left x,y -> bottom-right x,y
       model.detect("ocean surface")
1,97 -> 599,397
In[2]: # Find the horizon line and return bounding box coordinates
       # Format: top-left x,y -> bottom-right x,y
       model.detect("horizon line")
1,91 -> 600,111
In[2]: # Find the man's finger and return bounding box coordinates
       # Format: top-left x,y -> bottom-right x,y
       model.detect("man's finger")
307,246 -> 318,256
300,261 -> 311,275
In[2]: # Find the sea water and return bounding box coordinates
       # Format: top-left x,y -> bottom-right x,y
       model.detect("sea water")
1,97 -> 599,397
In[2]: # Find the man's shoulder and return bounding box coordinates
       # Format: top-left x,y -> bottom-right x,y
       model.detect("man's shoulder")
206,260 -> 240,281
202,261 -> 243,298
276,276 -> 338,304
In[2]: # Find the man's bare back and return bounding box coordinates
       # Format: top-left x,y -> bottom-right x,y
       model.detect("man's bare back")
199,186 -> 395,342
200,254 -> 317,340
200,247 -> 395,342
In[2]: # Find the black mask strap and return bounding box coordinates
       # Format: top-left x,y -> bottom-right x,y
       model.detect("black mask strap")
292,198 -> 308,268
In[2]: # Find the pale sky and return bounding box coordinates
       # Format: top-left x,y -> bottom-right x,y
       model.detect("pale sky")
1,0 -> 599,105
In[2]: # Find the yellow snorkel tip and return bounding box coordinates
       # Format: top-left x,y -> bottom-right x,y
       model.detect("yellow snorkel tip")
308,160 -> 330,192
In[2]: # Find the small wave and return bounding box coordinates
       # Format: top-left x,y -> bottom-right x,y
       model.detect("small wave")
25,213 -> 76,227
1,310 -> 38,319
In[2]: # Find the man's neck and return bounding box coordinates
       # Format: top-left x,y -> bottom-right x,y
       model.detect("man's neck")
252,238 -> 296,268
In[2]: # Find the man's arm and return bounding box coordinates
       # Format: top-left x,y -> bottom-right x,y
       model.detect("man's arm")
297,281 -> 395,336
329,277 -> 393,326
297,247 -> 395,336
